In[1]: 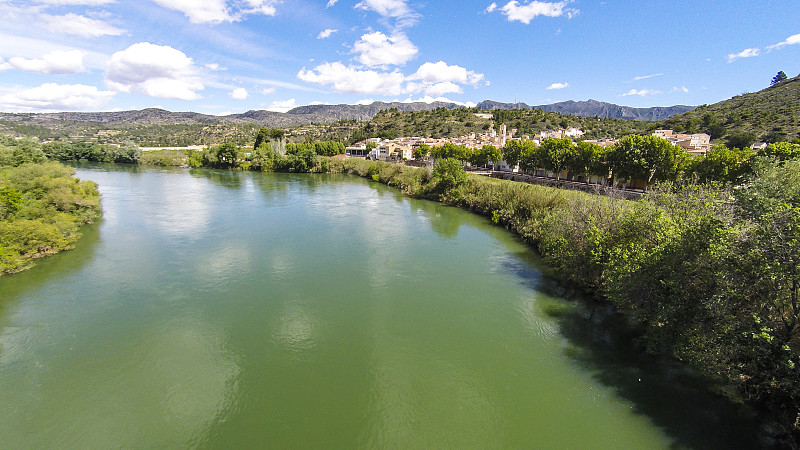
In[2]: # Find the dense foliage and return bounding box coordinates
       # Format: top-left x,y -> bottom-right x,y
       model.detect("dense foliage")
0,136 -> 101,274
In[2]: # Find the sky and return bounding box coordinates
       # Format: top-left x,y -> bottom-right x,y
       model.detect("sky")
0,0 -> 798,115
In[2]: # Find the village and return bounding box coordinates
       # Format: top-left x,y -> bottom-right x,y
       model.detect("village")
345,112 -> 719,172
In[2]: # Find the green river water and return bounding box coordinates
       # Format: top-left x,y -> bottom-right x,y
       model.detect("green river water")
0,165 -> 760,448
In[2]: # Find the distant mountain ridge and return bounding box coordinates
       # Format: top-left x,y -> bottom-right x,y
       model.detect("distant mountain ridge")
0,99 -> 692,130
477,99 -> 695,121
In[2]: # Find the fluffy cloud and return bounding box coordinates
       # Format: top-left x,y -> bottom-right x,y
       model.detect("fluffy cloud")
409,61 -> 484,86
423,81 -> 462,97
727,48 -> 760,62
265,98 -> 297,113
41,13 -> 125,38
491,1 -> 577,24
317,28 -> 337,39
355,0 -> 420,28
547,82 -> 568,90
105,42 -> 204,100
0,83 -> 114,112
767,33 -> 800,50
353,32 -> 417,67
151,0 -> 278,24
326,0 -> 338,7
230,87 -> 248,99
298,62 -> 406,95
6,50 -> 85,74
298,60 -> 485,97
261,87 -> 276,95
620,88 -> 661,97
401,96 -> 477,107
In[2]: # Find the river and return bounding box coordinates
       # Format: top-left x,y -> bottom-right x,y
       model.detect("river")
0,164 -> 760,448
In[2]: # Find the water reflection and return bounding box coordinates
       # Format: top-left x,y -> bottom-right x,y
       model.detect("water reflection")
273,301 -> 317,357
141,173 -> 212,239
190,168 -> 242,190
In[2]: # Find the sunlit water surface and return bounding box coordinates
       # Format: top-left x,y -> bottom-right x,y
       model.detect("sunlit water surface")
0,165 -> 759,448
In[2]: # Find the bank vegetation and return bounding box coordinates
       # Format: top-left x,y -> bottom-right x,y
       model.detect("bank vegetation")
0,136 -> 101,274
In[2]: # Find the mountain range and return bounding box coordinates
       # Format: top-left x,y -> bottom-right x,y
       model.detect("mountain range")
0,99 -> 692,131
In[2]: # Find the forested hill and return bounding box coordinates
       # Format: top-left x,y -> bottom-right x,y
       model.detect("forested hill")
659,75 -> 800,144
477,99 -> 694,121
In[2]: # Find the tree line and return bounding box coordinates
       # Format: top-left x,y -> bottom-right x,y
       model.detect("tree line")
417,136 -> 800,188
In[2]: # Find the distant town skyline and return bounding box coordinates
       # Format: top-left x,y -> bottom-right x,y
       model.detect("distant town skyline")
0,0 -> 798,114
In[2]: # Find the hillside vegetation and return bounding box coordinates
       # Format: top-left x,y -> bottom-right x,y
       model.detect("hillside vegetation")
660,75 -> 800,144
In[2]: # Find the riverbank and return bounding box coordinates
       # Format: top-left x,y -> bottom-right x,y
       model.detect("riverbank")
327,156 -> 800,448
0,161 -> 101,275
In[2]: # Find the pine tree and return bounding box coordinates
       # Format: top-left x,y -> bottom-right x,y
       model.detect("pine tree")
771,71 -> 788,85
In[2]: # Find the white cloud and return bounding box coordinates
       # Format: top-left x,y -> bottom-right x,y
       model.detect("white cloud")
205,63 -> 224,71
423,81 -> 462,97
298,62 -> 406,95
409,61 -> 484,86
36,0 -> 115,4
546,82 -> 568,90
105,42 -> 204,100
230,87 -> 248,99
298,59 -> 486,97
633,73 -> 663,81
326,0 -> 338,7
6,50 -> 85,74
671,86 -> 689,93
402,96 -> 476,107
317,28 -> 337,39
620,88 -> 661,97
767,33 -> 800,50
265,98 -> 296,112
353,32 -> 417,67
261,87 -> 276,95
41,13 -> 125,38
151,0 -> 278,24
0,83 -> 115,112
355,0 -> 420,28
727,48 -> 760,62
493,1 -> 577,24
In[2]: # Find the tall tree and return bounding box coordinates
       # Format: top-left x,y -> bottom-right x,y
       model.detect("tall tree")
771,71 -> 788,85
607,135 -> 685,185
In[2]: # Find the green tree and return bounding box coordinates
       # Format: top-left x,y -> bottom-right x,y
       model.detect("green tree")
432,158 -> 467,192
772,71 -> 788,85
689,145 -> 753,183
607,135 -> 685,185
502,139 -> 529,168
430,142 -> 469,161
214,142 -> 240,169
414,143 -> 430,160
759,142 -> 800,161
567,141 -> 605,182
726,131 -> 757,150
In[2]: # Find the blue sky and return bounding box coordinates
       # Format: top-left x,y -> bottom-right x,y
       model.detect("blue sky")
0,0 -> 798,114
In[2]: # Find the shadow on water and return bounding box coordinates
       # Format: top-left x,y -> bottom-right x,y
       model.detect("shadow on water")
189,168 -> 243,190
500,247 -> 767,449
0,222 -> 102,316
